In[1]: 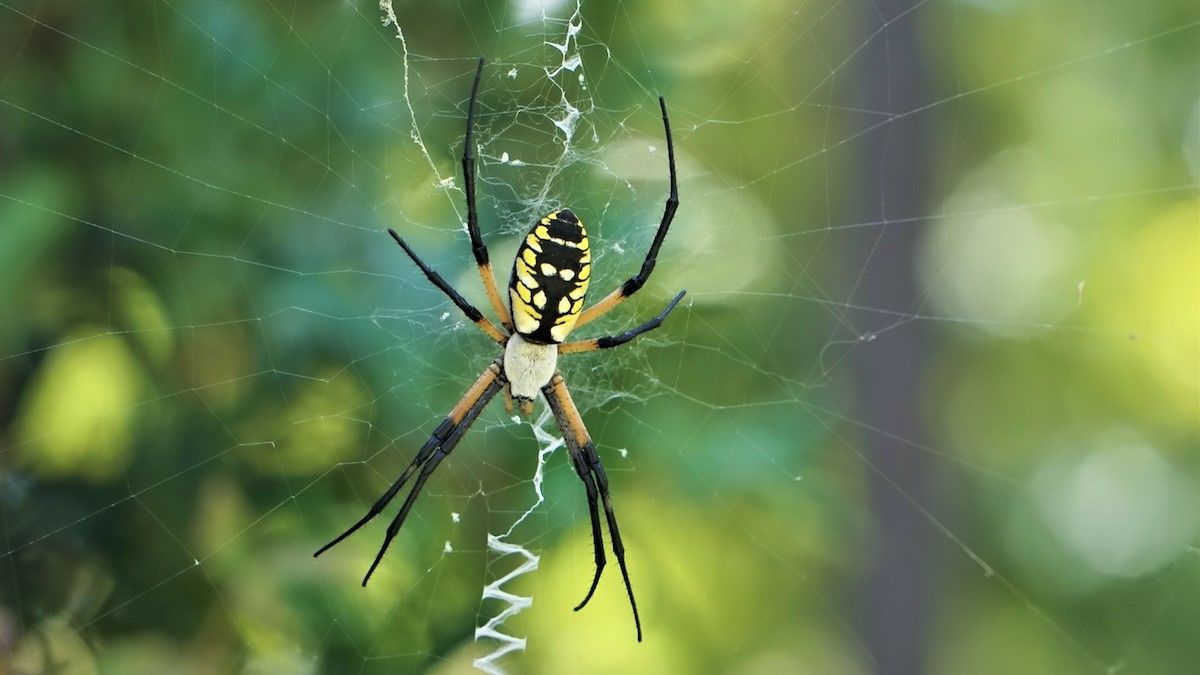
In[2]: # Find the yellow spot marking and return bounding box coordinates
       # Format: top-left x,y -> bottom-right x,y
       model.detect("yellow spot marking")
558,296 -> 571,314
572,299 -> 584,313
515,291 -> 540,316
578,264 -> 591,280
525,234 -> 542,252
533,290 -> 547,309
550,319 -> 577,342
515,310 -> 540,333
578,238 -> 589,251
580,251 -> 591,263
569,285 -> 588,300
540,263 -> 557,276
510,291 -> 542,333
522,248 -> 538,266
515,259 -> 539,289
515,283 -> 532,302
535,226 -> 550,239
559,268 -> 575,281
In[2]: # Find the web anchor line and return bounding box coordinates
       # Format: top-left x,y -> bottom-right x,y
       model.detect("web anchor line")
472,406 -> 563,674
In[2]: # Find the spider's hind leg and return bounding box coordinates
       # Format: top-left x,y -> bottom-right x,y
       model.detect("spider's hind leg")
315,362 -> 505,584
542,373 -> 643,642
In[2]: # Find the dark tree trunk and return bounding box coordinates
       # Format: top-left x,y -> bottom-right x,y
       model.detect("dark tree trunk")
851,2 -> 934,674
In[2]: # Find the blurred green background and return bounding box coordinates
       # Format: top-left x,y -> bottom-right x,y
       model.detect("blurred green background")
1,0 -> 1197,673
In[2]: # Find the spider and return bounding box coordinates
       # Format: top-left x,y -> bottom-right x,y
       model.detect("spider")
314,58 -> 682,642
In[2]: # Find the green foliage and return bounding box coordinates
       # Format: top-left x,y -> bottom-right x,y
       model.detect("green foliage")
0,1 -> 1196,673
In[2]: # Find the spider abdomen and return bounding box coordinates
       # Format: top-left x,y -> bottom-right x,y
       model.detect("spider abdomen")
508,208 -> 591,343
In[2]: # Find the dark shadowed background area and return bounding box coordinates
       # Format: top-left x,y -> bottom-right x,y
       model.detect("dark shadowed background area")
1,0 -> 1197,673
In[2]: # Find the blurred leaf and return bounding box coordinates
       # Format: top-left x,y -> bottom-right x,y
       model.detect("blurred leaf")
0,169 -> 75,318
15,329 -> 143,481
1089,199 -> 1200,429
10,616 -> 97,675
109,267 -> 174,367
234,371 -> 370,476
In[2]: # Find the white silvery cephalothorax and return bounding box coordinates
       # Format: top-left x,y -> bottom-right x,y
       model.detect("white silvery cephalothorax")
503,333 -> 559,402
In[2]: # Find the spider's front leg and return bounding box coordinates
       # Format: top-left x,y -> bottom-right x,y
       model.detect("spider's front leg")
575,96 -> 679,329
461,57 -> 514,333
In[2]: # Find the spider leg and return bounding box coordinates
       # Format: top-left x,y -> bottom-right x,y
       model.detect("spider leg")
585,444 -> 641,639
461,57 -> 514,332
543,374 -> 643,642
575,96 -> 678,329
559,290 -> 685,355
566,442 -> 606,610
315,362 -> 504,586
313,418 -> 450,557
388,229 -> 506,344
360,409 -> 477,585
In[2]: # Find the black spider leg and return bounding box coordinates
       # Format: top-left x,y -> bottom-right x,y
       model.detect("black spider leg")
584,441 -> 641,641
566,443 -> 606,609
622,96 -> 681,298
543,374 -> 644,642
577,96 -> 679,327
462,57 -> 488,270
558,290 -> 686,355
461,57 -> 514,331
314,364 -> 504,586
359,377 -> 501,585
387,229 -> 506,343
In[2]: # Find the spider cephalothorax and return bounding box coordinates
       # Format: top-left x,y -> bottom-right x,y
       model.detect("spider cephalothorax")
315,58 -> 683,642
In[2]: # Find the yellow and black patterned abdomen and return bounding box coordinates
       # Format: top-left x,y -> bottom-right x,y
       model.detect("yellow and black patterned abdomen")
508,208 -> 591,343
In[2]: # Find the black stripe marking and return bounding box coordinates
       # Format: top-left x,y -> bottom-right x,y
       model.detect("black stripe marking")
547,209 -> 585,242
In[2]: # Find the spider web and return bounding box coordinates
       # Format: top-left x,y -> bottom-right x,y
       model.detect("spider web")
1,0 -> 1197,673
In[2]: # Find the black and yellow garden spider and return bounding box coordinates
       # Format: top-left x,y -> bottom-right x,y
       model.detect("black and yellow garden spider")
314,58 -> 682,642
